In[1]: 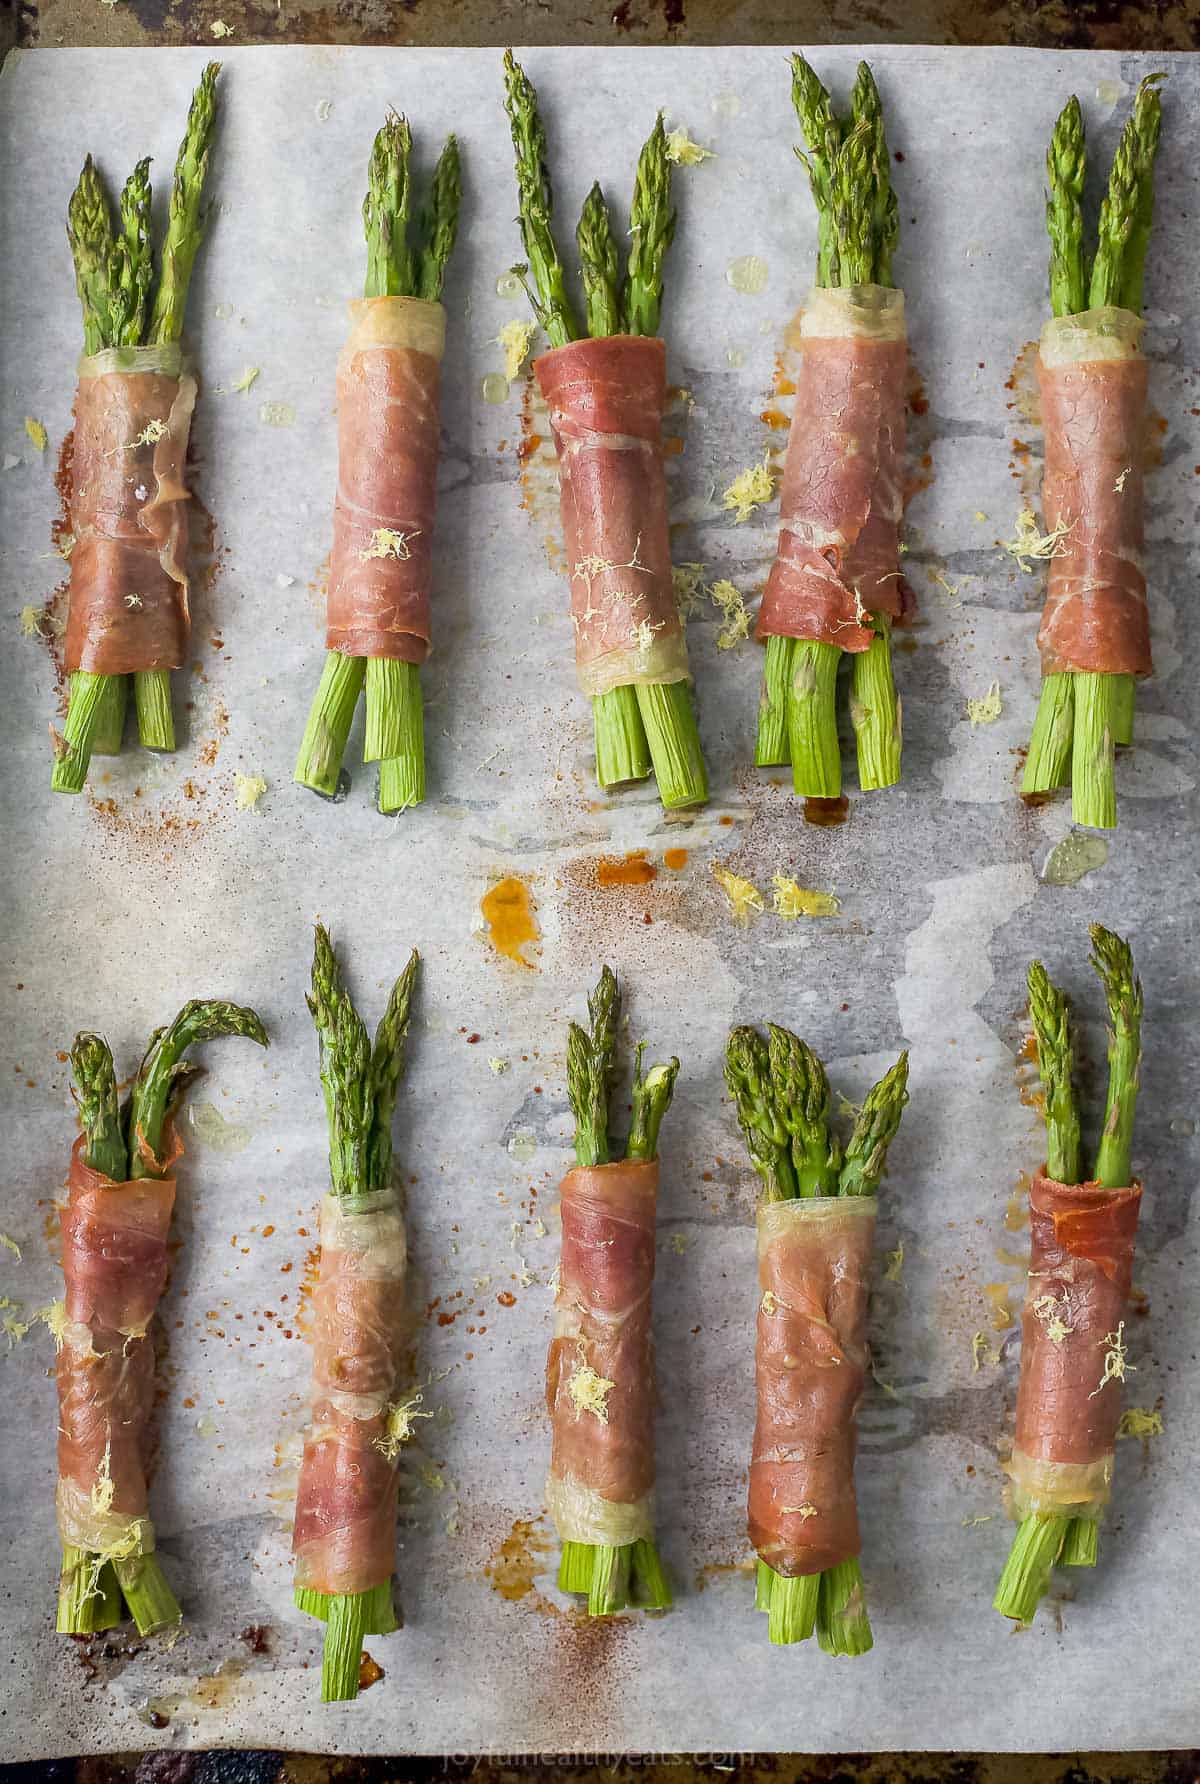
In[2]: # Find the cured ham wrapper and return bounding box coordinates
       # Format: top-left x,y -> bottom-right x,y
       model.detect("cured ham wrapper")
753,57 -> 907,802
295,116 -> 461,815
995,927 -> 1146,1623
545,967 -> 678,1615
726,1021 -> 908,1650
52,66 -> 221,796
54,1001 -> 267,1637
292,929 -> 422,1703
1020,79 -> 1164,830
504,52 -> 708,812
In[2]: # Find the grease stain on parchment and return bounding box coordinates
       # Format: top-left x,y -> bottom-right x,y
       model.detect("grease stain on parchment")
480,875 -> 540,969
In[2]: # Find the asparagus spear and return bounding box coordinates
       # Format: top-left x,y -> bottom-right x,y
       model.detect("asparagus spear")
58,992 -> 267,1638
295,926 -> 417,1701
53,67 -> 222,796
557,966 -> 676,1616
295,118 -> 461,815
1022,77 -> 1165,826
759,57 -> 903,798
994,927 -> 1143,1622
727,1021 -> 907,1650
503,54 -> 707,812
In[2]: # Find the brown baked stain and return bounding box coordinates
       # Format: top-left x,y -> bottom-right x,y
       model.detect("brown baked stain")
484,1514 -> 554,1604
663,846 -> 688,871
518,377 -> 563,568
480,875 -> 540,969
596,850 -> 657,887
1006,340 -> 1042,427
1143,408 -> 1168,469
804,794 -> 850,828
357,1651 -> 385,1691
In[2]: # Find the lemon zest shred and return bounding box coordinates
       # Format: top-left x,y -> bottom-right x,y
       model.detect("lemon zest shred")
1002,507 -> 1072,574
712,863 -> 764,926
567,1362 -> 615,1423
234,773 -> 268,811
722,456 -> 776,523
771,874 -> 839,919
495,319 -> 537,383
360,527 -> 418,562
710,578 -> 751,648
1116,1405 -> 1163,1441
664,128 -> 716,166
376,1389 -> 433,1461
24,416 -> 48,453
966,681 -> 1003,727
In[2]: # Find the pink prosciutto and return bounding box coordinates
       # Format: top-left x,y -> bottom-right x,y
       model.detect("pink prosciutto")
757,285 -> 907,654
535,335 -> 689,699
326,297 -> 444,665
65,348 -> 196,676
749,1196 -> 875,1577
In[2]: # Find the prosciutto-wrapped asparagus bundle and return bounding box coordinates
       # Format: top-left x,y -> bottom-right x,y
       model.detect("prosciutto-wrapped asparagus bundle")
1020,79 -> 1164,829
726,1023 -> 908,1649
547,967 -> 678,1615
755,57 -> 906,800
52,66 -> 221,795
292,928 -> 419,1702
55,999 -> 267,1635
295,116 -> 461,815
503,53 -> 708,812
995,927 -> 1144,1624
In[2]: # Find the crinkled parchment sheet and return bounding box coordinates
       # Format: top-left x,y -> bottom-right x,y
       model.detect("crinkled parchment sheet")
0,44 -> 1197,1760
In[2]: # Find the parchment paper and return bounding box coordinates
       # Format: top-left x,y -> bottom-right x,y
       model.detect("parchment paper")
0,44 -> 1197,1760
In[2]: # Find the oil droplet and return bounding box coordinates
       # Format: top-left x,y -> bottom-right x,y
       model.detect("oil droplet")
663,847 -> 688,871
480,372 -> 510,406
727,255 -> 769,296
726,346 -> 745,368
712,91 -> 742,120
1041,830 -> 1109,886
984,1283 -> 1014,1330
495,271 -> 524,298
1095,78 -> 1124,111
484,1515 -> 552,1601
213,302 -> 235,321
804,795 -> 850,828
358,1652 -> 385,1691
186,1101 -> 251,1153
1170,1118 -> 1195,1138
596,850 -> 657,887
196,1412 -> 219,1437
507,1130 -> 537,1164
480,875 -> 539,968
258,401 -> 296,429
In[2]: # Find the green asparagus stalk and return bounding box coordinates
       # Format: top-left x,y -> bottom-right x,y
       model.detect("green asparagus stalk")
557,967 -> 675,1616
995,928 -> 1143,1623
298,927 -> 418,1700
503,54 -> 707,811
759,57 -> 903,799
54,67 -> 221,795
296,118 -> 460,813
58,991 -> 267,1638
1022,77 -> 1164,828
726,1021 -> 908,1649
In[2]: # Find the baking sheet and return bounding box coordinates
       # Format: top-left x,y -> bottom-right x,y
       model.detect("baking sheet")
0,43 -> 1198,1760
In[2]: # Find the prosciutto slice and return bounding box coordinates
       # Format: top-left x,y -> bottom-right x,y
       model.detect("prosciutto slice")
55,1134 -> 177,1560
1008,1169 -> 1143,1522
1036,307 -> 1152,679
293,1190 -> 408,1596
65,343 -> 196,677
545,1160 -> 658,1546
749,1196 -> 875,1577
757,285 -> 907,654
534,335 -> 690,699
326,296 -> 445,665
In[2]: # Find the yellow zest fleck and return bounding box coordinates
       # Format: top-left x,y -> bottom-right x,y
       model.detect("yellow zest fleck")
567,1363 -> 615,1423
722,456 -> 776,524
24,416 -> 48,453
360,527 -> 418,562
211,18 -> 234,34
984,1282 -> 1013,1330
532,1218 -> 547,1239
91,1438 -> 115,1515
41,1300 -> 69,1350
0,1296 -> 29,1345
664,127 -> 716,166
234,773 -> 268,811
672,562 -> 706,617
487,1057 -> 509,1075
1091,1321 -> 1133,1397
883,1242 -> 904,1283
230,366 -> 261,394
0,1232 -> 20,1260
771,874 -> 839,920
1031,1292 -> 1074,1345
966,681 -> 1003,727
376,1389 -> 433,1461
712,862 -> 764,926
19,606 -> 44,639
670,1233 -> 689,1255
1002,507 -> 1072,574
128,419 -> 168,449
495,319 -> 537,383
962,1514 -> 994,1528
123,593 -> 143,609
1116,1405 -> 1163,1441
971,1330 -> 996,1371
760,1289 -> 780,1315
780,1502 -> 817,1520
929,567 -> 960,600
1113,468 -> 1130,493
710,578 -> 751,649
